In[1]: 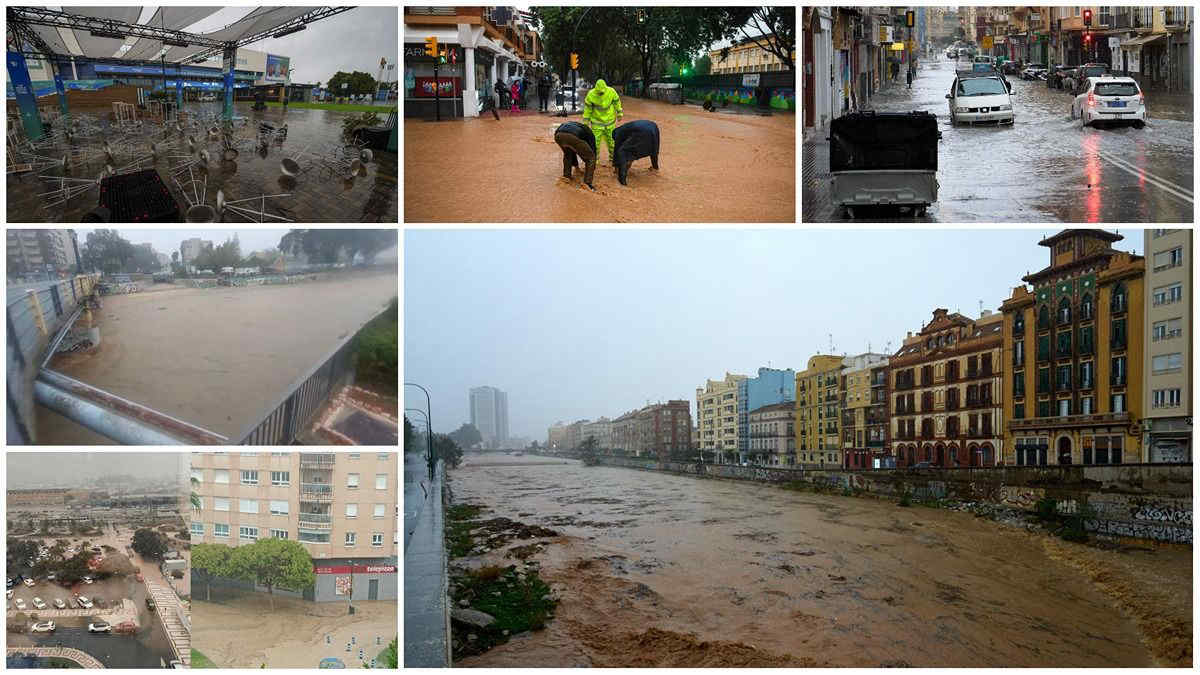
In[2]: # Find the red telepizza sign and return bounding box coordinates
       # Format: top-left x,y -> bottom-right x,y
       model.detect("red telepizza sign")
413,76 -> 460,98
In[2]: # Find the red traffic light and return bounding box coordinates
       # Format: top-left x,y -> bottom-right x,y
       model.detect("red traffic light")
1083,9 -> 1093,25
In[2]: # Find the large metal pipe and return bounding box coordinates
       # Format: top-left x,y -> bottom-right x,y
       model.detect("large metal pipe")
35,369 -> 227,445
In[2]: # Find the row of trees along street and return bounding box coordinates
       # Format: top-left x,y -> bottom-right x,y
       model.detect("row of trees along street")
530,7 -> 795,87
191,539 -> 317,610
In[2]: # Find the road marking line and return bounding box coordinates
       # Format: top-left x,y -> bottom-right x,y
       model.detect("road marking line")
1097,151 -> 1194,196
1091,151 -> 1194,203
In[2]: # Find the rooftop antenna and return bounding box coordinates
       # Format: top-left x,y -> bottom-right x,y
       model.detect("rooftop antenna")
828,333 -> 834,354
979,300 -> 983,316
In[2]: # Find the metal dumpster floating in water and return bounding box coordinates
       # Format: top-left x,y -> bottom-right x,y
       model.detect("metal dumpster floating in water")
829,110 -> 940,217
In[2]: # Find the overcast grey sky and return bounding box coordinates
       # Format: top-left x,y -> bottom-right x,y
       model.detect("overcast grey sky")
60,6 -> 398,87
404,229 -> 1146,440
8,452 -> 186,487
76,228 -> 288,259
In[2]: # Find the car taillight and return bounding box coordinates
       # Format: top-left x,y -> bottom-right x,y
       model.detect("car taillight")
1087,93 -> 1096,107
1139,92 -> 1145,104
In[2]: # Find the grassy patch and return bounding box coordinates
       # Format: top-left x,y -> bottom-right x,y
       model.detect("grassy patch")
451,565 -> 557,658
265,101 -> 394,113
445,504 -> 485,558
353,298 -> 397,395
373,637 -> 398,668
191,649 -> 218,668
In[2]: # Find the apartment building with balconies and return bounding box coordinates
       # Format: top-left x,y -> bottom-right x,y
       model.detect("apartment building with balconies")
191,451 -> 397,601
841,352 -> 889,469
1001,230 -> 1145,466
1142,228 -> 1191,462
795,355 -> 845,468
696,372 -> 748,460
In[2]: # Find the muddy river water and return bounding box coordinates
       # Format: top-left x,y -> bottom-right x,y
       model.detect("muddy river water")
450,456 -> 1191,668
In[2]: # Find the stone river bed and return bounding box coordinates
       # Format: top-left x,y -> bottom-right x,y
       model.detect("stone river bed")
449,455 -> 1192,668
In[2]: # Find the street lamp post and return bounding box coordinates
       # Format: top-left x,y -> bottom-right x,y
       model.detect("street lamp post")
404,383 -> 434,480
405,408 -> 432,470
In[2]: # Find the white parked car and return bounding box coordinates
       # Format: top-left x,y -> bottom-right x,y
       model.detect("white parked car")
5,590 -> 12,599
15,598 -> 27,610
32,597 -> 46,609
88,622 -> 112,633
23,578 -> 35,587
82,576 -> 95,584
947,72 -> 1014,126
31,621 -> 56,632
1072,76 -> 1146,128
77,595 -> 93,609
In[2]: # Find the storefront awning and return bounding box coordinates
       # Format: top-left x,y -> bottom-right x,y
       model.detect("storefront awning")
1120,33 -> 1166,48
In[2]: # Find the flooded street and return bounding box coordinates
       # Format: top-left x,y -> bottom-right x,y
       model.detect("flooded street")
37,270 -> 397,442
450,456 -> 1191,667
404,97 -> 795,222
803,56 -> 1194,222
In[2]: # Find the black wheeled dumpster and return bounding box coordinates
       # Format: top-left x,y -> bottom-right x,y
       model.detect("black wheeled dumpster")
829,110 -> 940,217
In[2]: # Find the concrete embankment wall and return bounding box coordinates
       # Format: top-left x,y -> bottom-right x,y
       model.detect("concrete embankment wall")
565,455 -> 1192,545
403,452 -> 450,666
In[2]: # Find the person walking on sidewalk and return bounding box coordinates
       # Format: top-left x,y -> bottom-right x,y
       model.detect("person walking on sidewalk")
510,79 -> 521,114
538,73 -> 551,112
906,65 -> 913,89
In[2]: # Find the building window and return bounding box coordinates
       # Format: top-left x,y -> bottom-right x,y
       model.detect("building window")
1057,398 -> 1071,417
1110,283 -> 1127,313
1013,309 -> 1025,335
1056,331 -> 1072,357
190,522 -> 204,537
1078,325 -> 1094,354
349,453 -> 360,459
214,497 -> 230,512
374,503 -> 386,518
271,471 -> 290,486
241,452 -> 258,457
1153,388 -> 1182,408
1014,403 -> 1025,420
1152,352 -> 1183,374
214,523 -> 230,538
1152,246 -> 1184,271
377,452 -> 390,460
269,500 -> 289,516
1153,282 -> 1183,306
239,526 -> 259,541
1057,297 -> 1071,325
241,470 -> 259,486
1152,318 -> 1183,341
1037,335 -> 1051,361
375,473 -> 388,490
1037,368 -> 1050,393
1111,355 -> 1126,385
214,469 -> 229,484
1056,364 -> 1073,391
1037,305 -> 1050,330
346,503 -> 358,518
270,529 -> 289,540
344,532 -> 356,547
298,531 -> 330,543
239,499 -> 258,514
1080,293 -> 1093,320
191,469 -> 203,484
1111,392 -> 1126,413
1037,400 -> 1051,418
1110,318 -> 1127,349
1081,395 -> 1094,415
347,473 -> 360,489
371,533 -> 384,547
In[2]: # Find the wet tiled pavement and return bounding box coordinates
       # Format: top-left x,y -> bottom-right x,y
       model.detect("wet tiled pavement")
8,101 -> 397,223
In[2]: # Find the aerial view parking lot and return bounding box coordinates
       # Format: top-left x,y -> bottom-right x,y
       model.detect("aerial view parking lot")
6,452 -> 189,668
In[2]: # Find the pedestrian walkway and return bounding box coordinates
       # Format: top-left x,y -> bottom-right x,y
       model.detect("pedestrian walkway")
404,453 -> 449,667
147,582 -> 190,666
6,646 -> 104,668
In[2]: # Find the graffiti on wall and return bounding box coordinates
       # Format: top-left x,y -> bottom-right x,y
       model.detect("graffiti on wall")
1132,502 -> 1192,526
1000,486 -> 1045,509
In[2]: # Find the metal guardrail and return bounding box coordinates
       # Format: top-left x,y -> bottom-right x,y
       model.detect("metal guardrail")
236,302 -> 392,445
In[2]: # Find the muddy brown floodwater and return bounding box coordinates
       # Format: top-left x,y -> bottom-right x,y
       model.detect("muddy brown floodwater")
404,97 -> 795,222
450,456 -> 1192,668
37,270 -> 397,443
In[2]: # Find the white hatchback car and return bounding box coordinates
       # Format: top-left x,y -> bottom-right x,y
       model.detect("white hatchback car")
1072,76 -> 1146,128
947,72 -> 1015,125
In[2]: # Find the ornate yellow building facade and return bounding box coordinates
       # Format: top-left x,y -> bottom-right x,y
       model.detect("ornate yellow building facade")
794,355 -> 845,467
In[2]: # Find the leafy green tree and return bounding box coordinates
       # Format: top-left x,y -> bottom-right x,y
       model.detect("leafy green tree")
694,54 -> 712,75
579,437 -> 601,466
226,538 -> 316,611
192,543 -> 234,602
404,416 -> 416,453
447,423 -> 482,450
278,229 -> 394,265
81,229 -> 136,273
131,527 -> 168,560
720,7 -> 796,72
326,71 -> 377,97
432,434 -> 463,469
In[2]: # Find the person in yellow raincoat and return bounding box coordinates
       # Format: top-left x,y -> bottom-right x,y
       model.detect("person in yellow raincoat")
583,79 -> 622,164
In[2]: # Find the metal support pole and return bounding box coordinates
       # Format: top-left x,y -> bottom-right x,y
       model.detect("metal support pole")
222,44 -> 236,121
405,383 -> 434,480
7,48 -> 45,141
433,59 -> 440,122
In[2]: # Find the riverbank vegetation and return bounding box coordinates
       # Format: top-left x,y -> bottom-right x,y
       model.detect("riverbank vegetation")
353,297 -> 397,395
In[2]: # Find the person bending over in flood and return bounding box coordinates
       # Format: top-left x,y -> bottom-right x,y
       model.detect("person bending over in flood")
612,120 -> 660,186
554,121 -> 597,190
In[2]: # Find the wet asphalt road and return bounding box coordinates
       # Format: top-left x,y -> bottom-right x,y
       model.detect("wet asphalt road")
803,56 -> 1194,222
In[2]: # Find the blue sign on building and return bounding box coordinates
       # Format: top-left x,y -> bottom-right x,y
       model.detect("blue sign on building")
737,367 -> 797,456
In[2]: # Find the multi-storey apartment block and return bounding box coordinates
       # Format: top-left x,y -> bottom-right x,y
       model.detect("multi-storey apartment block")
795,355 -> 845,467
696,372 -> 748,460
191,452 -> 397,602
840,352 -> 888,469
737,367 -> 796,462
891,309 -> 1004,468
1143,228 -> 1192,462
748,402 -> 795,466
610,401 -> 691,459
1002,230 -> 1145,465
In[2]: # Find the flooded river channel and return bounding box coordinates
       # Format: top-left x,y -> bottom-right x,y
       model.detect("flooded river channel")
450,456 -> 1191,668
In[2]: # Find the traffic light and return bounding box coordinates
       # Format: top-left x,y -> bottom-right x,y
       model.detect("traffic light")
438,48 -> 447,65
570,52 -> 579,70
906,10 -> 915,28
424,36 -> 437,58
1083,9 -> 1092,25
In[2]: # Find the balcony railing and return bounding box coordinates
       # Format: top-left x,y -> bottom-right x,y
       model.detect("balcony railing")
300,453 -> 336,467
300,482 -> 333,501
1010,411 -> 1130,430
